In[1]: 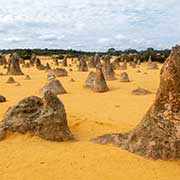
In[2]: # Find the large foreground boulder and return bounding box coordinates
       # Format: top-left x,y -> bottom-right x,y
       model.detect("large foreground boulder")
0,91 -> 73,141
40,79 -> 67,95
7,53 -> 24,75
93,45 -> 180,160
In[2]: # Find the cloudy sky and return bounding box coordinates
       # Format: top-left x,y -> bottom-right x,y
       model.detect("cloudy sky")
0,0 -> 180,51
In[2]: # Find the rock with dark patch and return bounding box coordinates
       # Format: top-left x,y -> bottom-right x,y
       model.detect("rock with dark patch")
6,77 -> 16,84
40,79 -> 67,96
131,87 -> 151,95
0,95 -> 6,103
102,55 -> 116,81
7,53 -> 24,75
120,72 -> 130,82
53,68 -> 68,77
78,56 -> 88,72
93,45 -> 180,160
0,91 -> 73,141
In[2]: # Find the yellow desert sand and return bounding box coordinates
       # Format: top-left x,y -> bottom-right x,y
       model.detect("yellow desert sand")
0,58 -> 180,180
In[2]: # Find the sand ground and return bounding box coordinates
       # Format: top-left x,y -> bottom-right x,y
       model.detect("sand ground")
0,58 -> 180,180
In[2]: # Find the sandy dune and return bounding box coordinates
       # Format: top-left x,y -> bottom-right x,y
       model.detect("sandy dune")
0,58 -> 180,180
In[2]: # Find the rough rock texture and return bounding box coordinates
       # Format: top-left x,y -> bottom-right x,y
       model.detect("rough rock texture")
62,56 -> 68,67
112,58 -> 120,70
0,91 -> 73,141
132,87 -> 152,95
88,56 -> 96,68
35,58 -> 46,70
0,95 -> 6,103
84,68 -> 109,93
0,54 -> 7,65
120,72 -> 130,82
29,53 -> 37,66
53,68 -> 68,77
6,77 -> 16,84
40,79 -> 67,96
93,45 -> 180,160
93,67 -> 109,93
84,71 -> 96,89
94,53 -> 101,65
102,55 -> 116,81
7,53 -> 24,75
78,56 -> 88,72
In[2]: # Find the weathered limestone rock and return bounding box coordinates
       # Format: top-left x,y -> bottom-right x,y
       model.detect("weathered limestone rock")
7,53 -> 24,75
0,91 -> 73,141
131,87 -> 152,95
40,79 -> 67,95
120,72 -> 130,82
93,45 -> 180,159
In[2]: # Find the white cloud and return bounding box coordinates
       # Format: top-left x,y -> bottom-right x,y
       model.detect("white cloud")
0,0 -> 180,51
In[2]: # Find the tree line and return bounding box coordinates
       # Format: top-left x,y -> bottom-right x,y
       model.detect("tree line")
0,47 -> 171,63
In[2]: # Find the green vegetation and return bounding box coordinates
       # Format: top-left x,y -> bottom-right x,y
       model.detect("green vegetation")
0,47 -> 171,63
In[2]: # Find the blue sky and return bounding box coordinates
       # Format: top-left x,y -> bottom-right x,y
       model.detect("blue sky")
0,0 -> 180,51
